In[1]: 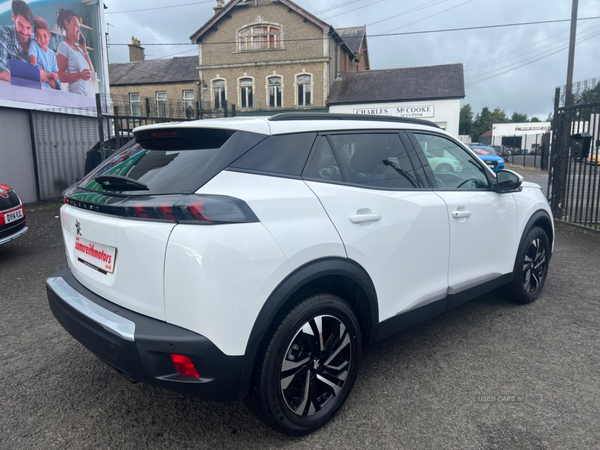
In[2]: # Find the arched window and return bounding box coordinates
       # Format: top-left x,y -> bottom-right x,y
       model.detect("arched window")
239,24 -> 282,51
239,77 -> 254,109
296,74 -> 312,107
212,79 -> 226,109
268,76 -> 282,108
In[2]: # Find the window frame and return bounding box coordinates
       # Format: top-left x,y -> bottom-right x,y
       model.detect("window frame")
211,78 -> 227,109
237,76 -> 254,109
238,23 -> 283,52
406,131 -> 495,191
302,130 -> 428,191
295,73 -> 313,107
129,92 -> 141,116
182,90 -> 194,113
155,91 -> 167,118
267,75 -> 283,109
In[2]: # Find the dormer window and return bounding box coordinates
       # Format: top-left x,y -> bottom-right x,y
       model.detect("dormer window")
239,24 -> 282,51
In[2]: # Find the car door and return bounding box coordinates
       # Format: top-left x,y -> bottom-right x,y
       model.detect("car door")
302,131 -> 450,323
408,132 -> 519,304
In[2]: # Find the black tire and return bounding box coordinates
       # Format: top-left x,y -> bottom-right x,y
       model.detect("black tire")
501,226 -> 550,304
246,293 -> 362,436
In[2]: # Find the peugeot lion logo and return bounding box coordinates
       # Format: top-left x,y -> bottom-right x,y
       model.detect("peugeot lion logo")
75,220 -> 82,236
0,189 -> 8,198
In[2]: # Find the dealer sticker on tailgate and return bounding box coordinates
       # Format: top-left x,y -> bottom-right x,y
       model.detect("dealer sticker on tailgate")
74,236 -> 116,274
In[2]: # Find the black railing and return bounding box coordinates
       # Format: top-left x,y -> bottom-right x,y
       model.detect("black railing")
548,88 -> 600,230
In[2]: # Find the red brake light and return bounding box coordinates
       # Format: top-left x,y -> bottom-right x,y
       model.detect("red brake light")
170,354 -> 200,378
188,200 -> 213,222
150,130 -> 181,138
133,202 -> 150,218
159,202 -> 177,222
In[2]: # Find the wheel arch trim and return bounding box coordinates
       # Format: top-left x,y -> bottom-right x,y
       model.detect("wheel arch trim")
517,209 -> 554,267
238,257 -> 378,398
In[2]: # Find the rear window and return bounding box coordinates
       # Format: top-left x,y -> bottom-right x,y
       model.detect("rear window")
78,129 -> 266,196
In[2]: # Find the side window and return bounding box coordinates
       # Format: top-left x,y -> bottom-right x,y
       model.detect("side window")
304,138 -> 343,182
413,133 -> 490,190
229,133 -> 316,177
330,133 -> 420,189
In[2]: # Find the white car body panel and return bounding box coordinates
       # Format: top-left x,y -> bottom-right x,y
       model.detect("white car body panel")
305,181 -> 450,321
514,182 -> 555,251
199,171 -> 347,269
61,204 -> 174,321
164,222 -> 290,356
434,191 -> 519,291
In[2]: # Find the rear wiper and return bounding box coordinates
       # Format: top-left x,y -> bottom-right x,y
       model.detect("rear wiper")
94,175 -> 149,191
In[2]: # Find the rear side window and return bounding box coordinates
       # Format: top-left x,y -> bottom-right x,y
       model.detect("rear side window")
229,133 -> 317,177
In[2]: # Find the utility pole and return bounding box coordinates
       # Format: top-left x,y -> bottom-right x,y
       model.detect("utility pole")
553,0 -> 579,219
565,0 -> 579,107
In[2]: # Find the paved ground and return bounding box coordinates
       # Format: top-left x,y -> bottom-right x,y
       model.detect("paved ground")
1,202 -> 600,449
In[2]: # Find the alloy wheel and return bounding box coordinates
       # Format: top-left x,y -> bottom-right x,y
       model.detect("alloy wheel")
280,315 -> 352,417
522,238 -> 546,293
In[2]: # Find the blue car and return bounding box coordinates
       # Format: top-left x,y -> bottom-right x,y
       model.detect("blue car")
469,145 -> 505,172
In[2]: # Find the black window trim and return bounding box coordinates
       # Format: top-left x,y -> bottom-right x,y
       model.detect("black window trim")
405,130 -> 496,191
301,130 -> 430,192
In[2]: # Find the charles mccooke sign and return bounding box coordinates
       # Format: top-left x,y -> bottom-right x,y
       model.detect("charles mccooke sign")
353,105 -> 435,118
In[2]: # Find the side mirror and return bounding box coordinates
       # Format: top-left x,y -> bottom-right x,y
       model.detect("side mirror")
494,170 -> 523,193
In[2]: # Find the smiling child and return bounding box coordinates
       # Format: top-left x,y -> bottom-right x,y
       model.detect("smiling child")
28,16 -> 59,89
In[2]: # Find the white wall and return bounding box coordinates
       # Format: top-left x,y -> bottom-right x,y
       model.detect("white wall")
0,108 -> 37,203
329,98 -> 462,137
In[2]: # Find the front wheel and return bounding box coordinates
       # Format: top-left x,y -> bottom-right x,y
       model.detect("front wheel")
501,226 -> 550,304
246,293 -> 362,436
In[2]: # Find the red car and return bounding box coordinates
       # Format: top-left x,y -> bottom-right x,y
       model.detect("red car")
0,183 -> 27,245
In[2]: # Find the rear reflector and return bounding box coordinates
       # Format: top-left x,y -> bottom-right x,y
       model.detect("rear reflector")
170,354 -> 200,378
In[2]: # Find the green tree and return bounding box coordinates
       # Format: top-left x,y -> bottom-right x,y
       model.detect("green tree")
491,107 -> 509,124
471,107 -> 492,141
530,117 -> 541,122
576,83 -> 600,104
511,112 -> 529,123
459,104 -> 473,135
546,112 -> 553,122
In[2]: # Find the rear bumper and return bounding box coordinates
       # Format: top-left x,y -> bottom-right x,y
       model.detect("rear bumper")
46,267 -> 243,402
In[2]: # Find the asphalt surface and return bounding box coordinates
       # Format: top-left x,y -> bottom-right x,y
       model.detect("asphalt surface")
2,197 -> 600,449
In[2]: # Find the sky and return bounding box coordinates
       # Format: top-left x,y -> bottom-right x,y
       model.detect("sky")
103,0 -> 600,120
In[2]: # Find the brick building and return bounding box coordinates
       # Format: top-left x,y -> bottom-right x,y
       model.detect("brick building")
190,0 -> 368,114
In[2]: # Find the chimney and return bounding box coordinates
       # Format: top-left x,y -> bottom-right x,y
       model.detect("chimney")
128,37 -> 145,62
214,0 -> 225,15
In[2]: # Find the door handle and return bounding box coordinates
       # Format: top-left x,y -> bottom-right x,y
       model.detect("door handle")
349,213 -> 382,224
452,210 -> 472,219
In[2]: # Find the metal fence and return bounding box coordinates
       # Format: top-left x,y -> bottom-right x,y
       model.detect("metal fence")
488,133 -> 550,170
548,86 -> 600,230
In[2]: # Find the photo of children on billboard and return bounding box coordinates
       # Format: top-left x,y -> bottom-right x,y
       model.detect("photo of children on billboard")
0,0 -> 105,111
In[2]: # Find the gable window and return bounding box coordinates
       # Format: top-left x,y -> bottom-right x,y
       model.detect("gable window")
296,74 -> 311,107
213,79 -> 226,109
156,91 -> 167,117
239,25 -> 282,51
129,92 -> 141,116
268,76 -> 282,108
239,77 -> 254,109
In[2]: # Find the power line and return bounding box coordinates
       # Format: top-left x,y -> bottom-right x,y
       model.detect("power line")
322,0 -> 388,21
465,29 -> 600,85
314,0 -> 366,15
367,0 -> 449,27
107,16 -> 600,46
105,0 -> 214,15
384,0 -> 476,33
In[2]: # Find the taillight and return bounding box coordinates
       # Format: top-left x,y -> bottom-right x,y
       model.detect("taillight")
170,354 -> 200,378
63,191 -> 258,225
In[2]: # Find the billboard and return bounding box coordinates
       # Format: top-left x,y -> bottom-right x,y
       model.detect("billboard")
0,0 -> 107,113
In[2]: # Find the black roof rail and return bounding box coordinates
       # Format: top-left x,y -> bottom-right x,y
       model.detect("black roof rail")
268,113 -> 440,128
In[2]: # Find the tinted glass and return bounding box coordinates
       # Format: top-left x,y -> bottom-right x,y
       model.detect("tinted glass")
304,138 -> 343,182
330,133 -> 420,189
414,133 -> 490,190
230,133 -> 316,176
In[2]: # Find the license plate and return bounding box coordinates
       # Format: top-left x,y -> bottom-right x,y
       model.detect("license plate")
4,208 -> 23,224
74,236 -> 117,274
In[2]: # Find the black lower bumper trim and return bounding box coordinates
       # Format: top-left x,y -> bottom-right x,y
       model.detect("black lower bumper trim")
47,267 -> 243,402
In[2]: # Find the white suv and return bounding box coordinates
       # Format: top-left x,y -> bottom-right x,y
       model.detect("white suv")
47,114 -> 553,435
